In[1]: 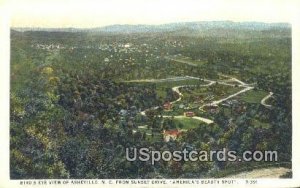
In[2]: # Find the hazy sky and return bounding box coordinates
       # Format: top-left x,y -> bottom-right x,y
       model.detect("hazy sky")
6,0 -> 299,28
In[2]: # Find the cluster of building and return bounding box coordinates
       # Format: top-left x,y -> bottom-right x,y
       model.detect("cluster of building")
163,129 -> 182,142
221,99 -> 247,114
31,43 -> 63,50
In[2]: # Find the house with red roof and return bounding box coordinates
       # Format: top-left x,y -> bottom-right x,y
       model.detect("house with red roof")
163,129 -> 182,142
163,102 -> 172,111
184,111 -> 195,117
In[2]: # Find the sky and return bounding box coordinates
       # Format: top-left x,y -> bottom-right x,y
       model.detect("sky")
4,0 -> 300,28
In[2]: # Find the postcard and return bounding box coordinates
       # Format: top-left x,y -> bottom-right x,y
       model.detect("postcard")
1,0 -> 300,187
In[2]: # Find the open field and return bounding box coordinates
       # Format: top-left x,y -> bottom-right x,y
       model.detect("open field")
239,89 -> 269,104
173,117 -> 207,130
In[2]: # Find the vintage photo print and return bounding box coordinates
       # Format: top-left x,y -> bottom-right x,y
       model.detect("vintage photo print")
1,0 -> 300,187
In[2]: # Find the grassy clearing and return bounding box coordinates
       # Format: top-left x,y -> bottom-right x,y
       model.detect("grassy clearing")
173,117 -> 204,130
239,89 -> 268,104
155,79 -> 206,98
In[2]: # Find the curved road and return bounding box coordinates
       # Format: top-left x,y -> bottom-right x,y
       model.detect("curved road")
261,92 -> 274,109
199,86 -> 254,109
132,75 -> 254,125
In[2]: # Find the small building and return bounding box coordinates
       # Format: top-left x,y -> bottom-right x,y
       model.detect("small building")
203,104 -> 218,111
119,109 -> 128,116
195,95 -> 204,101
234,105 -> 247,114
221,103 -> 230,108
163,129 -> 182,142
184,111 -> 195,117
209,108 -> 219,114
163,102 -> 172,110
225,99 -> 239,107
202,104 -> 219,114
124,43 -> 131,48
104,58 -> 110,62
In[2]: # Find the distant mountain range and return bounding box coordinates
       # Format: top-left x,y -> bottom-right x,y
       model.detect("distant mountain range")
12,21 -> 291,33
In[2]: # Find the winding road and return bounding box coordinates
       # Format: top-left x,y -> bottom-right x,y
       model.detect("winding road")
261,92 -> 274,109
170,80 -> 215,104
199,86 -> 254,109
130,75 -> 256,125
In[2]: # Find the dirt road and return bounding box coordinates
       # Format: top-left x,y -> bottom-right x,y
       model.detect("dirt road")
225,167 -> 291,178
261,92 -> 273,109
127,75 -> 254,125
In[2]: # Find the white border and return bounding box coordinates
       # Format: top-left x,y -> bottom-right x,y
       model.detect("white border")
1,0 -> 300,187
